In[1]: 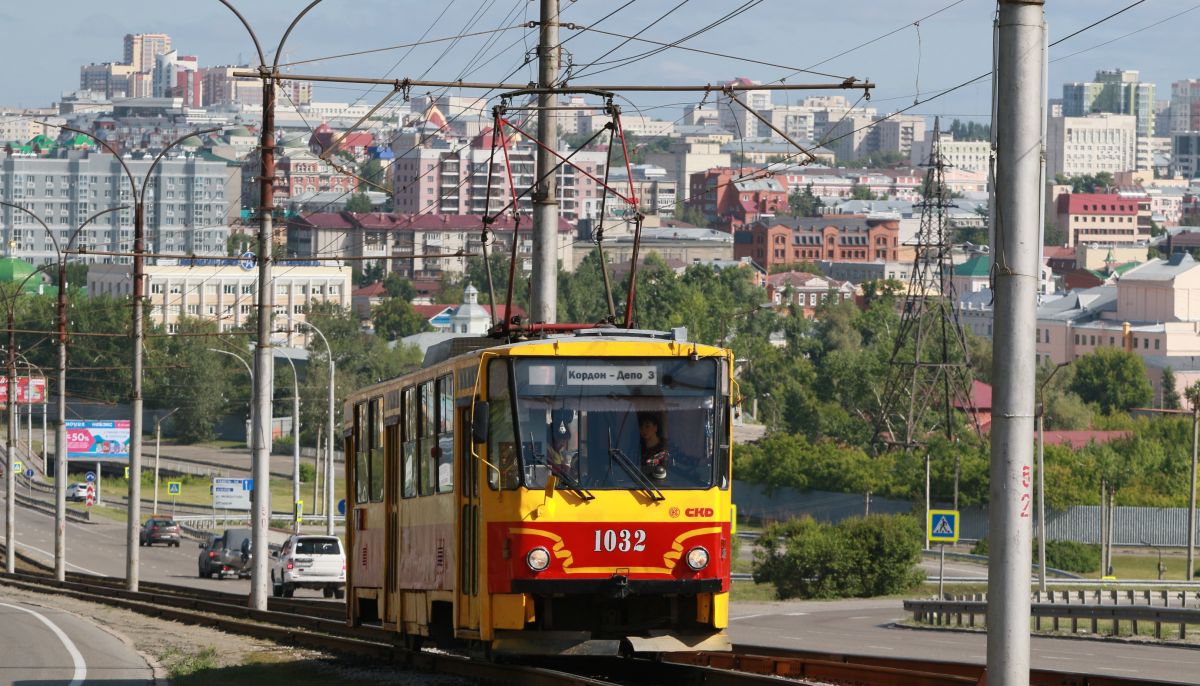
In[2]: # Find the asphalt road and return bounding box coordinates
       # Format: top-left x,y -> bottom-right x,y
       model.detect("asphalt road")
727,597 -> 1200,684
0,598 -> 151,686
4,482 -> 1199,683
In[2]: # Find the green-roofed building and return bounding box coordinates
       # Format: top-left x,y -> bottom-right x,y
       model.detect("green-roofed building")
0,256 -> 48,294
26,134 -> 56,152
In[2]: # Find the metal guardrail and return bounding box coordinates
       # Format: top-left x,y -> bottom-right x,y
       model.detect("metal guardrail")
906,595 -> 1200,640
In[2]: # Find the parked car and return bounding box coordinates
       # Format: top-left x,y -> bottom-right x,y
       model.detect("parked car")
139,518 -> 181,547
66,483 -> 89,502
271,534 -> 346,598
218,527 -> 253,579
197,534 -> 228,578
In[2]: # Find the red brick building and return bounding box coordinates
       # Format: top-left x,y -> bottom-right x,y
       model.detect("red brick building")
733,216 -> 901,270
688,167 -> 787,230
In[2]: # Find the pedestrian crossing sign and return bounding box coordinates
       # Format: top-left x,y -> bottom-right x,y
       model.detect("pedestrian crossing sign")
167,481 -> 182,495
927,509 -> 959,543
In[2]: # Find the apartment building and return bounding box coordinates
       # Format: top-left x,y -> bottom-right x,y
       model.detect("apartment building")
910,132 -> 991,173
0,149 -> 231,265
1035,254 -> 1200,397
1063,69 -> 1156,169
285,211 -> 575,281
88,260 -> 350,344
734,216 -> 900,270
390,129 -> 605,223
1055,192 -> 1151,247
1046,113 -> 1138,180
1169,79 -> 1200,134
766,271 -> 858,317
643,136 -> 732,202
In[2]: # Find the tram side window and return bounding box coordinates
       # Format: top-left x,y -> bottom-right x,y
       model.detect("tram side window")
487,360 -> 518,490
354,402 -> 369,504
370,397 -> 385,502
401,386 -> 417,499
419,379 -> 436,496
437,374 -> 454,493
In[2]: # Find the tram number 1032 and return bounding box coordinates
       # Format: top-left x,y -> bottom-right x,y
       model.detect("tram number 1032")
593,528 -> 647,552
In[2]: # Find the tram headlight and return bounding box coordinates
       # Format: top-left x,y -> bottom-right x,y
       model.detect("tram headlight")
526,546 -> 551,572
685,546 -> 710,571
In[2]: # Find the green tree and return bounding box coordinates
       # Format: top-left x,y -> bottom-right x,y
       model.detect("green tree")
345,193 -> 374,213
382,273 -> 417,300
1068,348 -> 1153,414
227,233 -> 253,257
850,185 -> 877,201
146,318 -> 231,443
353,262 -> 384,287
1161,366 -> 1181,410
1044,221 -> 1065,247
948,119 -> 991,141
372,297 -> 431,341
674,201 -> 707,226
788,183 -> 823,217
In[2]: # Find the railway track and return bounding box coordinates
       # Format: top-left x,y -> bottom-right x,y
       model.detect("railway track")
0,547 -> 1184,686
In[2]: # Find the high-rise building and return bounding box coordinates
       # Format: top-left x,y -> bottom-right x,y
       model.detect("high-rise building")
1063,69 -> 1155,168
1170,79 -> 1200,135
79,63 -> 135,99
1046,113 -> 1138,180
124,33 -> 172,74
0,149 -> 231,265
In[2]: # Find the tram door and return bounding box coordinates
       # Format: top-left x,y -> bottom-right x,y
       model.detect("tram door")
384,421 -> 400,627
456,406 -> 480,632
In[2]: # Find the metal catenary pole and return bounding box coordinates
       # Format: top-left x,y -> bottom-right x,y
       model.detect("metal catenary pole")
531,0 -> 560,325
988,2 -> 1045,685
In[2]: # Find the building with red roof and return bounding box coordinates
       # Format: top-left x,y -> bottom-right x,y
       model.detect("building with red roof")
1055,192 -> 1151,247
308,122 -> 375,160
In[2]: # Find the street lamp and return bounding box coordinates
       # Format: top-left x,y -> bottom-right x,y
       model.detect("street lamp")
0,201 -> 125,581
0,264 -> 53,573
1036,360 -> 1070,593
301,321 -> 336,535
208,348 -> 254,446
41,123 -> 219,593
152,408 -> 181,515
275,349 -> 301,532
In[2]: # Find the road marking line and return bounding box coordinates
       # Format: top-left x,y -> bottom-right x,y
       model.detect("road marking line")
848,616 -> 872,620
0,602 -> 87,686
730,613 -> 769,621
16,542 -> 105,576
784,612 -> 809,616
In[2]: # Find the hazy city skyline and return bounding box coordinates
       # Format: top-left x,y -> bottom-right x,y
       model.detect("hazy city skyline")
0,0 -> 1196,121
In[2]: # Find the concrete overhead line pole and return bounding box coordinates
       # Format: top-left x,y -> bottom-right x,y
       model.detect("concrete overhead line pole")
217,0 -> 327,611
532,0 -> 561,324
988,2 -> 1045,685
0,201 -> 124,581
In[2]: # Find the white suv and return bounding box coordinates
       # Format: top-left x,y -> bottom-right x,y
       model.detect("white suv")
271,534 -> 346,598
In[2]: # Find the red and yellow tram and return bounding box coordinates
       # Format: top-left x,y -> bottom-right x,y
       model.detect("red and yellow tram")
342,328 -> 735,655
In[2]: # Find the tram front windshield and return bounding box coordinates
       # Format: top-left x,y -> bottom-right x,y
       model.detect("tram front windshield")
507,357 -> 720,491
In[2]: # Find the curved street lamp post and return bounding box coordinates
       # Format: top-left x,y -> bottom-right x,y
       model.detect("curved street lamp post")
0,200 -> 125,580
301,321 -> 336,536
43,125 -> 218,592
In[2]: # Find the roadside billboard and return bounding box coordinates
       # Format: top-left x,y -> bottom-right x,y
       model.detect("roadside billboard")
66,420 -> 131,460
0,377 -> 47,405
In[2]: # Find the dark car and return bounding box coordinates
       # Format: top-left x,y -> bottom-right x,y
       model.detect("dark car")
198,534 -> 228,578
139,518 -> 181,547
218,527 -> 253,579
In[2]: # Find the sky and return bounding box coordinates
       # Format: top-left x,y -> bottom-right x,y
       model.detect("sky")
2,0 -> 1197,125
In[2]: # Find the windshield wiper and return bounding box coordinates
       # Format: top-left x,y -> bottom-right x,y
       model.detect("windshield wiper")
525,435 -> 594,501
606,429 -> 665,501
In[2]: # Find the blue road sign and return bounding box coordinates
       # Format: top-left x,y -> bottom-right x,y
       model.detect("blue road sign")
24,468 -> 34,478
239,251 -> 256,271
927,509 -> 960,543
167,481 -> 182,495
337,499 -> 346,516
85,471 -> 96,482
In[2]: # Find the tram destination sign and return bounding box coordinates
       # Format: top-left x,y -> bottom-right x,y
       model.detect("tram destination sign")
565,365 -> 658,386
